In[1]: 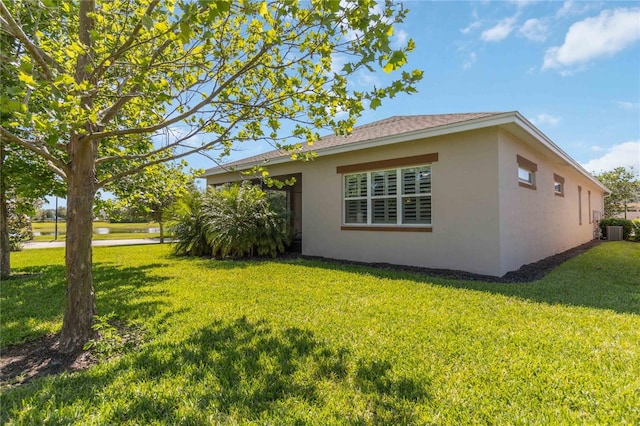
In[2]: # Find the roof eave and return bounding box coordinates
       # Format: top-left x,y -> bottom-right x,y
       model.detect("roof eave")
201,112 -> 516,177
201,111 -> 610,194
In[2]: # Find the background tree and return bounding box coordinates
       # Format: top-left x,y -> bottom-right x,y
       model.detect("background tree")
594,167 -> 639,218
104,161 -> 198,242
0,0 -> 422,352
0,4 -> 64,277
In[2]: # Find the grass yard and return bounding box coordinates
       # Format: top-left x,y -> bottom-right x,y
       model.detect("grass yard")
30,221 -> 161,241
1,242 -> 639,424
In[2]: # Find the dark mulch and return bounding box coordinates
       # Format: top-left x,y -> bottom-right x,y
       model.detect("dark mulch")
300,239 -> 603,283
0,240 -> 602,389
0,334 -> 95,389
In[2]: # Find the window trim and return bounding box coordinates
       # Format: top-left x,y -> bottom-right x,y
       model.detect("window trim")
553,173 -> 565,197
339,156 -> 437,231
337,153 -> 439,174
578,185 -> 583,225
517,155 -> 537,190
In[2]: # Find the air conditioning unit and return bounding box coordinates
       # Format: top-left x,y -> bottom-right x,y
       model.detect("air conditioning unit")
606,226 -> 624,241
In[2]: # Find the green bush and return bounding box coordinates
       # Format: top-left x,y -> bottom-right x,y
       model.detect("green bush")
169,190 -> 211,257
204,183 -> 290,258
632,219 -> 640,240
170,184 -> 291,258
599,218 -> 633,240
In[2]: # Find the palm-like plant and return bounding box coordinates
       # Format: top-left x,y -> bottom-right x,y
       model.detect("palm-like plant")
170,183 -> 290,258
204,183 -> 290,258
169,190 -> 211,256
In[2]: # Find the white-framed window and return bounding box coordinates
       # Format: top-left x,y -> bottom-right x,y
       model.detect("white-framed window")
553,173 -> 565,197
343,165 -> 432,226
517,155 -> 537,190
518,167 -> 535,185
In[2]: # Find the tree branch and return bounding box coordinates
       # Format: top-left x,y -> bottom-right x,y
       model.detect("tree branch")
0,1 -> 62,80
99,39 -> 172,125
0,127 -> 68,179
88,42 -> 270,141
90,0 -> 161,83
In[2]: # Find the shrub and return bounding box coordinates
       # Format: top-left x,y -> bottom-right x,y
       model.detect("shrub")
632,219 -> 640,241
169,190 -> 211,257
204,183 -> 290,258
599,218 -> 633,240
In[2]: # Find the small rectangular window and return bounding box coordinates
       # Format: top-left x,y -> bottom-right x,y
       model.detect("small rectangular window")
553,173 -> 565,197
517,155 -> 537,190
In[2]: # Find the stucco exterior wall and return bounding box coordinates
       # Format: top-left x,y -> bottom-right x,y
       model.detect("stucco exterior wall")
207,125 -> 605,277
209,128 -> 504,276
497,129 -> 605,275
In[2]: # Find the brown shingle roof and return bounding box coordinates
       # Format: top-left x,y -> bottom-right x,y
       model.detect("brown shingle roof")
203,112 -> 504,174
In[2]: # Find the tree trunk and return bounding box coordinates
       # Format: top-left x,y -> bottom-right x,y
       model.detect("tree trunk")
58,135 -> 98,353
159,219 -> 164,243
0,142 -> 10,278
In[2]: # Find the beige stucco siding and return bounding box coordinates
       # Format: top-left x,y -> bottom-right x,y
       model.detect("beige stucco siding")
209,128 -> 504,276
207,125 -> 605,277
497,129 -> 604,275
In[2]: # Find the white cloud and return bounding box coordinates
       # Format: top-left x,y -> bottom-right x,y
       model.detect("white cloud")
461,20 -> 482,35
518,18 -> 549,42
543,8 -> 640,71
330,54 -> 348,75
531,113 -> 561,126
481,16 -> 518,42
556,1 -> 575,18
510,0 -> 535,9
616,101 -> 639,110
463,52 -> 477,70
357,71 -> 380,87
590,145 -> 604,152
581,141 -> 640,173
555,1 -> 595,18
391,29 -> 409,49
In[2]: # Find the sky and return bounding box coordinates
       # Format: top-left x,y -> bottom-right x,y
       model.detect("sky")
44,0 -> 640,208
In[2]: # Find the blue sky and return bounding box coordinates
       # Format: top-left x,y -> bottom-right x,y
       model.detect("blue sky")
192,0 -> 639,177
45,1 -> 640,207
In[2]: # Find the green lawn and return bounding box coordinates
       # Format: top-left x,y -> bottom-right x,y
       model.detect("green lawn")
1,242 -> 639,424
30,221 -> 161,241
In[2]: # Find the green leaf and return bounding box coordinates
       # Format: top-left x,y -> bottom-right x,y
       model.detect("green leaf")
18,71 -> 36,88
216,1 -> 230,13
370,98 -> 382,110
141,16 -> 153,30
154,22 -> 169,32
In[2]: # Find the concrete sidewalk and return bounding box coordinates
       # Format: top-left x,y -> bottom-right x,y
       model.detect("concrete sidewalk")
22,238 -> 170,249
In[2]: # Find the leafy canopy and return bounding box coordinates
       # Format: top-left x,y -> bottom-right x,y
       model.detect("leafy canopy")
1,0 -> 423,184
594,167 -> 639,218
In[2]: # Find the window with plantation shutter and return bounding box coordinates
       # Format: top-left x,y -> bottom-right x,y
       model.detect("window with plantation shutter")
342,164 -> 432,228
344,173 -> 367,223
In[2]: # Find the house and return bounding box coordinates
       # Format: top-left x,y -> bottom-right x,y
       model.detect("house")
202,112 -> 609,277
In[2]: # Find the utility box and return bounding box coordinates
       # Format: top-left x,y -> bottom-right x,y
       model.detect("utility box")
606,226 -> 624,241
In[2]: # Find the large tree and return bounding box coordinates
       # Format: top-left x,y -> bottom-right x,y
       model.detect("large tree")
0,0 -> 422,352
595,166 -> 639,218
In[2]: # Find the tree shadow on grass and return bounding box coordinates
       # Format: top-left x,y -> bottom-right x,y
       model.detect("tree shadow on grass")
1,317 -> 430,424
1,262 -> 172,348
274,244 -> 640,315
